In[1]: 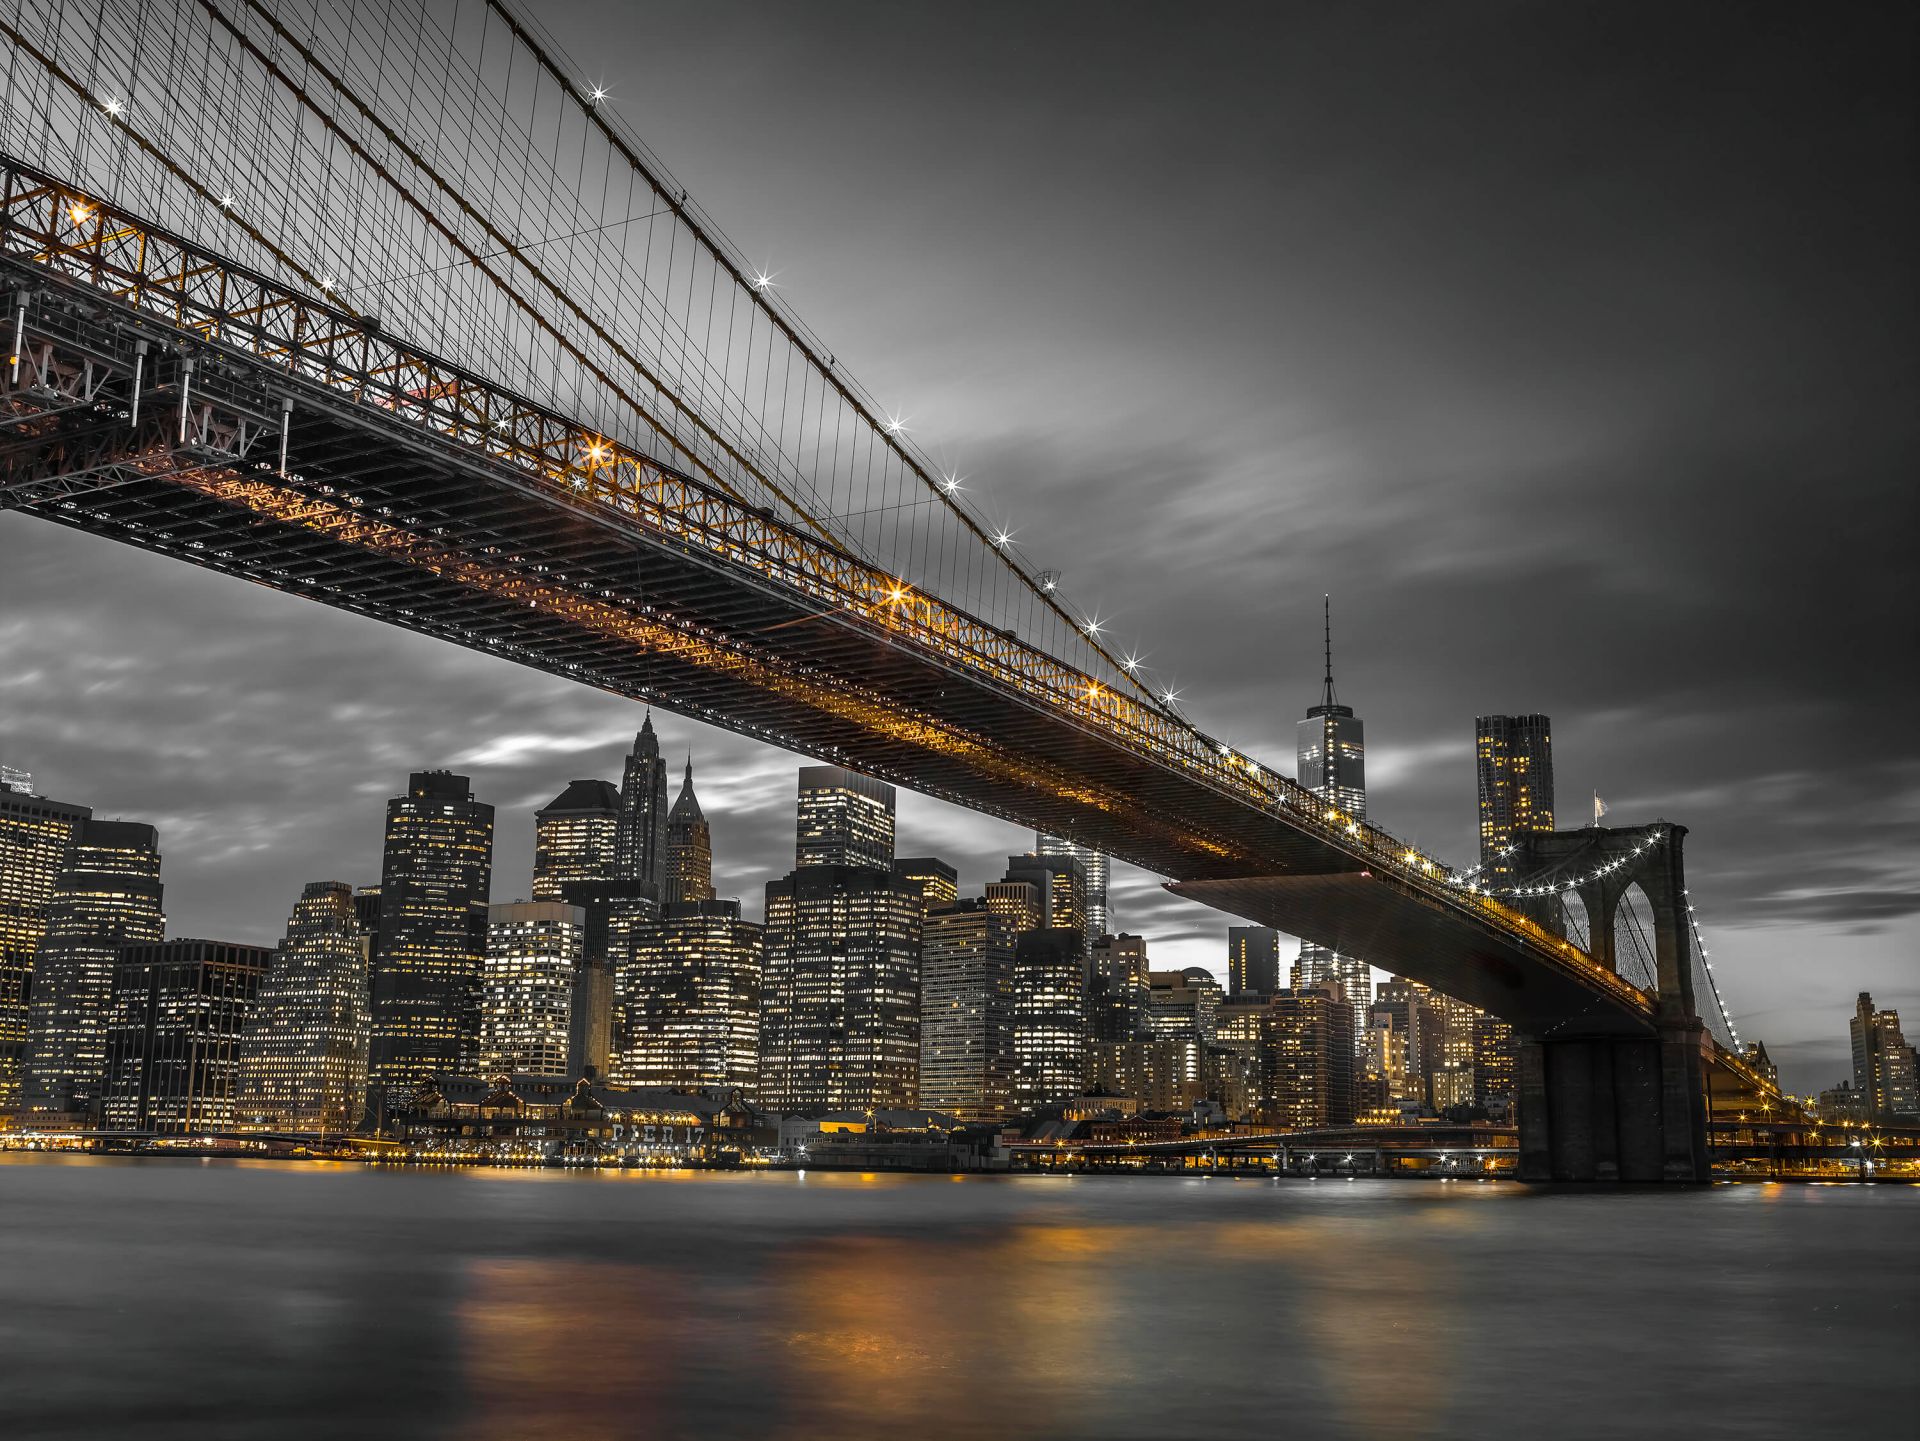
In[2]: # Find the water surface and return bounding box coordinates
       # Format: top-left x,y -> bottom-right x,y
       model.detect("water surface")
1,1156 -> 1912,1439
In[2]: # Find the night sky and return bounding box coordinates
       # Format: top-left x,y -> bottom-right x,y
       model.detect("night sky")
2,1 -> 1913,1095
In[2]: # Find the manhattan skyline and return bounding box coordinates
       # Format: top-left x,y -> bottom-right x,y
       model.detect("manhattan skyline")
1,1 -> 1912,1099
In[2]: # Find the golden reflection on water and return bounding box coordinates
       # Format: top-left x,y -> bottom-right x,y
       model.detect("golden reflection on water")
450,1177 -> 1469,1439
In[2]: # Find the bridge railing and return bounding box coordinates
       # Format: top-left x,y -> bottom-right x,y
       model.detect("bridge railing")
1,156 -> 1651,1013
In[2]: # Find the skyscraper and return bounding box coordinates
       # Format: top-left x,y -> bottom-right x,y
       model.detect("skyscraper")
664,759 -> 716,904
234,881 -> 371,1132
1011,928 -> 1087,1111
532,780 -> 622,901
1226,926 -> 1281,997
797,766 -> 896,870
893,856 -> 959,909
614,897 -> 763,1093
1147,967 -> 1223,1045
477,901 -> 585,1078
1295,598 -> 1369,1020
918,899 -> 1018,1121
1088,932 -> 1151,1042
1476,713 -> 1556,865
1210,985 -> 1356,1130
367,771 -> 494,1093
1851,992 -> 1919,1121
0,782 -> 91,1109
614,714 -> 670,897
22,819 -> 165,1120
102,940 -> 270,1133
760,864 -> 922,1111
1001,852 -> 1089,957
1035,832 -> 1111,938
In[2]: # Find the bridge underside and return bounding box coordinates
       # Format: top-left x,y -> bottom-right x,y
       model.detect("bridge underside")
1169,874 -> 1652,1037
1,241 -> 1655,1049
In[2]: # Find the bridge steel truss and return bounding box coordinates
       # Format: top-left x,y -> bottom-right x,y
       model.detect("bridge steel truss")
3,150 -> 1794,1182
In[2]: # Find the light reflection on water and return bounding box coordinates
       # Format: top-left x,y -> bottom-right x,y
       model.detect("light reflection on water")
0,1157 -> 1912,1440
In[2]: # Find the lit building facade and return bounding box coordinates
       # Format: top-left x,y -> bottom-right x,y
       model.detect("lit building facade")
1295,600 -> 1369,1025
368,771 -> 494,1091
1211,986 -> 1357,1130
532,780 -> 621,901
760,864 -> 921,1111
1090,1037 -> 1203,1113
664,759 -> 716,904
1227,926 -> 1281,998
1011,928 -> 1086,1112
893,856 -> 959,910
615,715 -> 670,897
22,819 -> 165,1121
614,897 -> 762,1093
1088,932 -> 1151,1042
984,877 -> 1044,935
1476,713 -> 1556,866
796,766 -> 896,870
0,783 -> 90,1110
1147,966 -> 1223,1045
1001,852 -> 1088,957
234,881 -> 371,1132
102,940 -> 271,1133
1851,992 -> 1919,1121
917,900 -> 1018,1121
1034,832 -> 1110,938
478,901 -> 585,1078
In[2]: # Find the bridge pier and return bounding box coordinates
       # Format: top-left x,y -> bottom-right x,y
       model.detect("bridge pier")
1517,1020 -> 1710,1183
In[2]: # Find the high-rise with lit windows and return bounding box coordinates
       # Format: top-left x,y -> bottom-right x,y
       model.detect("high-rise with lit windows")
532,780 -> 621,901
1295,598 -> 1369,1022
1210,985 -> 1356,1130
234,881 -> 370,1132
1001,852 -> 1088,957
102,940 -> 270,1133
1851,992 -> 1919,1122
368,771 -> 494,1091
1035,832 -> 1110,938
893,856 -> 959,910
1088,932 -> 1151,1042
22,819 -> 165,1120
1011,928 -> 1087,1111
478,901 -> 584,1078
796,766 -> 896,871
1476,713 -> 1556,866
615,898 -> 762,1092
918,900 -> 1018,1120
664,759 -> 716,905
0,782 -> 91,1109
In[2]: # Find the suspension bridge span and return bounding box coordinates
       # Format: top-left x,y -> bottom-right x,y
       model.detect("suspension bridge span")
0,0 -> 1780,1179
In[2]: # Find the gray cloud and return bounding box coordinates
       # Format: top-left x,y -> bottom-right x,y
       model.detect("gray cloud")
3,0 -> 1914,1098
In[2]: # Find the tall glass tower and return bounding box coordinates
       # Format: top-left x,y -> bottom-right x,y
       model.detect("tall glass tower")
1035,832 -> 1110,938
1475,714 -> 1555,867
614,715 -> 669,898
1294,598 -> 1369,1023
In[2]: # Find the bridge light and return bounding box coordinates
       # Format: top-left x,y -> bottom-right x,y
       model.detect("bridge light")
217,192 -> 236,210
750,268 -> 778,292
67,203 -> 91,226
884,412 -> 908,436
1083,616 -> 1104,637
589,84 -> 610,104
940,471 -> 963,494
1121,652 -> 1142,673
101,98 -> 124,117
992,528 -> 1015,548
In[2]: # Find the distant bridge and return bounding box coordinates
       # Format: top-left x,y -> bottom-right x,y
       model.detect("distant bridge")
0,1 -> 1782,1178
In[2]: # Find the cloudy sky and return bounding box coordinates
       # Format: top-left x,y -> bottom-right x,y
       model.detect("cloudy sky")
3,1 -> 1913,1094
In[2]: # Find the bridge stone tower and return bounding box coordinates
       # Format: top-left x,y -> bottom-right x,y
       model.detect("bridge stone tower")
1508,823 -> 1709,1183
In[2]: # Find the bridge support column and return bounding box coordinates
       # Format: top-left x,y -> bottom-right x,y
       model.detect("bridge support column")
1517,1028 -> 1708,1182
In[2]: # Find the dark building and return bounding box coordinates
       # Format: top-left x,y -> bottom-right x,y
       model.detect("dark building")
22,819 -> 165,1121
614,715 -> 670,897
1476,713 -> 1555,866
533,779 -> 622,901
368,772 -> 494,1094
1087,932 -> 1150,1043
664,759 -> 715,904
1226,926 -> 1281,998
0,782 -> 91,1110
103,940 -> 271,1133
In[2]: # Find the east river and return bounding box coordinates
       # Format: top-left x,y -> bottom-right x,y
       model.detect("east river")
1,1156 -> 1913,1440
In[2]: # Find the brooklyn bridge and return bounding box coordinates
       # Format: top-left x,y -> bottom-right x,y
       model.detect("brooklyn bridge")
0,0 -> 1788,1179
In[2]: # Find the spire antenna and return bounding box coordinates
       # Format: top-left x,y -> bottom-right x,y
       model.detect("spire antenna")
1321,593 -> 1337,709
